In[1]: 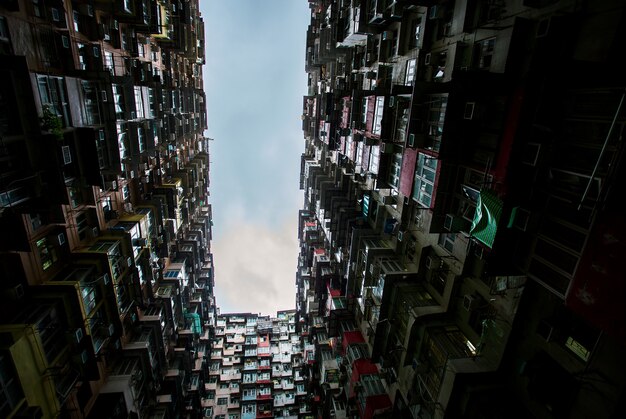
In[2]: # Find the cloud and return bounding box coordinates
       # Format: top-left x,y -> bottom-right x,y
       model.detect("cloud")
212,215 -> 300,315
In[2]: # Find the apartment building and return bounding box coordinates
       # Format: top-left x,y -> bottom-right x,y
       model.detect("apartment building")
201,311 -> 308,419
0,0 -> 217,418
297,1 -> 626,418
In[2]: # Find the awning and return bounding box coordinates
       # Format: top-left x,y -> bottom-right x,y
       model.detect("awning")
470,189 -> 503,248
342,330 -> 365,354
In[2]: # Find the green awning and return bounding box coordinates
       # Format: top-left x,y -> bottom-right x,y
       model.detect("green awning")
470,189 -> 503,249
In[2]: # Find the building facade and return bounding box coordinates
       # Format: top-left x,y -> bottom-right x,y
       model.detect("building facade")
297,1 -> 626,418
202,311 -> 309,419
0,1 -> 218,418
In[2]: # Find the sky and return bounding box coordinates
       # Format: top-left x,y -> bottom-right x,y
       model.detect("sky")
200,1 -> 310,315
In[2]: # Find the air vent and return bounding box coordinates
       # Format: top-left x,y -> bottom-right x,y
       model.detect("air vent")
61,146 -> 72,165
407,133 -> 416,148
463,102 -> 475,120
425,255 -> 440,270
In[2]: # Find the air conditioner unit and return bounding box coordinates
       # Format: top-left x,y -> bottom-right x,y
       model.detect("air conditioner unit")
61,146 -> 72,165
6,284 -> 24,300
444,214 -> 470,232
133,237 -> 148,247
474,245 -> 484,259
90,226 -> 99,238
403,134 -> 415,149
463,102 -> 475,120
463,294 -> 478,311
369,263 -> 377,275
429,6 -> 440,20
105,180 -> 118,191
380,143 -> 393,153
424,53 -> 432,65
382,195 -> 395,205
123,256 -> 133,268
425,255 -> 440,270
57,232 -> 66,246
72,328 -> 84,344
536,320 -> 555,342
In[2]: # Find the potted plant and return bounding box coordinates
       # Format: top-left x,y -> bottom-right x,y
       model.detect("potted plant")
41,104 -> 64,140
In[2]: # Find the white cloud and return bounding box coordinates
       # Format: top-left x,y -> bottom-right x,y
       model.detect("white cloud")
212,215 -> 300,315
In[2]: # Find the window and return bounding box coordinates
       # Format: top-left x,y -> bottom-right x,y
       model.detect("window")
369,145 -> 380,175
409,18 -> 422,49
37,237 -> 57,271
438,232 -> 455,253
134,86 -> 144,119
32,0 -> 42,18
388,153 -> 401,189
73,11 -> 80,32
0,16 -> 10,44
80,81 -> 101,125
137,126 -> 146,153
0,354 -> 24,416
372,96 -> 384,136
405,59 -> 417,86
412,153 -> 438,208
113,85 -> 125,120
475,38 -> 496,69
37,75 -> 70,127
242,404 -> 256,414
362,97 -> 369,124
217,397 -> 227,405
104,51 -> 114,74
